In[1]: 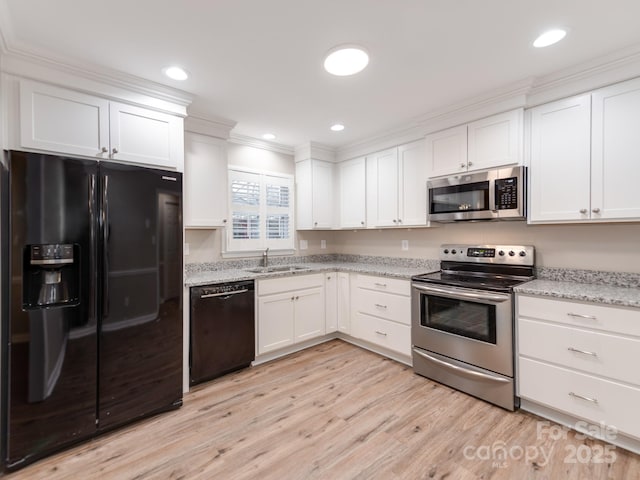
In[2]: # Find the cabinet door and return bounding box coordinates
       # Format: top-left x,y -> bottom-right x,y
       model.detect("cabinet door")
369,148 -> 399,227
325,273 -> 338,333
338,157 -> 366,228
529,95 -> 592,222
398,140 -> 428,226
294,287 -> 325,342
19,80 -> 110,158
592,77 -> 640,220
184,133 -> 228,227
467,109 -> 522,171
337,272 -> 351,334
295,159 -> 313,229
425,125 -> 467,177
257,292 -> 295,354
109,102 -> 183,170
311,160 -> 334,229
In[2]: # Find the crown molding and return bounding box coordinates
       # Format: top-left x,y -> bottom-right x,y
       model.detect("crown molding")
294,141 -> 337,163
184,113 -> 237,139
228,132 -> 294,156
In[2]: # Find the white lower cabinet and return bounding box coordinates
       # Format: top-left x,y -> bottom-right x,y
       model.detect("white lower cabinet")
337,272 -> 351,334
325,273 -> 338,333
350,274 -> 411,357
257,274 -> 325,355
517,294 -> 640,445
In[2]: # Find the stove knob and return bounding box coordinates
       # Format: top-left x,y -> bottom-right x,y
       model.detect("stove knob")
498,250 -> 505,256
443,249 -> 449,254
508,250 -> 515,257
451,249 -> 457,254
519,251 -> 526,257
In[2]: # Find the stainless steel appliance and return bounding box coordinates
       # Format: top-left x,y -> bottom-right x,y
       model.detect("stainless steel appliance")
190,281 -> 255,385
1,151 -> 184,470
427,166 -> 526,222
411,244 -> 535,410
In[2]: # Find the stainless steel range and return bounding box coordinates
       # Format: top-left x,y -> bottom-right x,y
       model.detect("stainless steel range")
411,244 -> 535,411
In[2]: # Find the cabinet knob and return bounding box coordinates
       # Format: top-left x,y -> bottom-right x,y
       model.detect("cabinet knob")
112,147 -> 119,155
467,161 -> 473,167
360,221 -> 365,226
314,222 -> 318,226
392,219 -> 397,224
460,163 -> 466,169
223,219 -> 227,223
592,208 -> 601,214
397,219 -> 402,224
295,296 -> 299,300
579,209 -> 587,214
101,147 -> 108,153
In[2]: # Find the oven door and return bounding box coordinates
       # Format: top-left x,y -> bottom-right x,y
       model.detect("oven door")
427,170 -> 497,222
411,283 -> 513,376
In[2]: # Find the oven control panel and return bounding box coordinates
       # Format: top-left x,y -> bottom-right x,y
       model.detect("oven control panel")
440,244 -> 534,266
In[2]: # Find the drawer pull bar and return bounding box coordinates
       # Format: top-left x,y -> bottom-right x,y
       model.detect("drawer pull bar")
374,304 -> 388,309
375,330 -> 388,336
374,283 -> 387,288
567,347 -> 598,357
567,312 -> 597,320
569,392 -> 598,404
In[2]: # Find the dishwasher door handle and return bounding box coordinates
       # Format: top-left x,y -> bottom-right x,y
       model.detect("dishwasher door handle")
200,289 -> 250,299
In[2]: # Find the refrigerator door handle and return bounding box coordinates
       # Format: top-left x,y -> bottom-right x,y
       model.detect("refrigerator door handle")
101,174 -> 109,318
89,174 -> 97,325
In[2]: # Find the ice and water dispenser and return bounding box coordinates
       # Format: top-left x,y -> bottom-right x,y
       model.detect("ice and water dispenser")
22,243 -> 80,309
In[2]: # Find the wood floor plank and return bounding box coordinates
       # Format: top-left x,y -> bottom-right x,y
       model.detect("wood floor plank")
6,339 -> 640,480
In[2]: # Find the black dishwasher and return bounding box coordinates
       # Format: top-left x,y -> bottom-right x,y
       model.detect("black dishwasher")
190,280 -> 255,385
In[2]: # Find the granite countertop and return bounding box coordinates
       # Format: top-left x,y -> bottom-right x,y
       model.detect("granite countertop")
514,279 -> 640,309
185,260 -> 438,287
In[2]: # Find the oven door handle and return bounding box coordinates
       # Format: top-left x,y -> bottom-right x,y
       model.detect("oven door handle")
412,348 -> 510,384
412,283 -> 510,303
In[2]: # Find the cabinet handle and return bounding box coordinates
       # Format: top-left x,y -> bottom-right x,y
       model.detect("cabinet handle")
314,222 -> 318,226
361,221 -> 365,225
567,312 -> 597,320
392,219 -> 397,224
592,208 -> 601,214
101,147 -> 108,153
374,304 -> 388,309
568,392 -> 598,404
223,219 -> 227,223
579,209 -> 587,214
327,276 -> 331,280
295,296 -> 299,300
460,163 -> 466,169
375,330 -> 388,336
397,219 -> 402,224
567,347 -> 598,357
112,147 -> 119,155
468,161 -> 473,167
291,297 -> 295,301
374,283 -> 387,288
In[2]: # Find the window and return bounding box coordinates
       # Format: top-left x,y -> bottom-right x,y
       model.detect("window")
227,167 -> 294,252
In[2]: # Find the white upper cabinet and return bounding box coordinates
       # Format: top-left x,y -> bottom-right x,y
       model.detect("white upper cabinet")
183,133 -> 228,228
18,79 -> 184,170
529,95 -> 592,222
295,159 -> 334,229
529,77 -> 640,223
367,140 -> 428,227
426,109 -> 523,178
338,157 -> 366,228
591,77 -> 640,220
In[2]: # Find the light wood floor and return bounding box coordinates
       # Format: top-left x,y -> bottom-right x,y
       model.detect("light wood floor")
7,340 -> 640,479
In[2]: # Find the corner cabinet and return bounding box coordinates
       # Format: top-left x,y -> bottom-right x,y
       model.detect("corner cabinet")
529,77 -> 640,223
426,109 -> 523,178
257,274 -> 325,355
18,79 -> 184,170
366,140 -> 428,227
183,133 -> 228,228
295,159 -> 334,229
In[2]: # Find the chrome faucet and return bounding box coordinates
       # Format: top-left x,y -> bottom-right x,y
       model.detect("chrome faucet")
263,247 -> 270,269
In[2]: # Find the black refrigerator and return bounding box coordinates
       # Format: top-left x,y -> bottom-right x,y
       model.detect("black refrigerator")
1,150 -> 183,470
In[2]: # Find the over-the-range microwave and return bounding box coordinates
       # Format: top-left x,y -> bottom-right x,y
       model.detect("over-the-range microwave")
427,166 -> 526,222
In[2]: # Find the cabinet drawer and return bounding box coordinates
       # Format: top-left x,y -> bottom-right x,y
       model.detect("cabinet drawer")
353,288 -> 410,325
354,275 -> 410,296
351,312 -> 410,356
258,274 -> 324,296
519,357 -> 640,440
518,295 -> 640,337
519,318 -> 640,385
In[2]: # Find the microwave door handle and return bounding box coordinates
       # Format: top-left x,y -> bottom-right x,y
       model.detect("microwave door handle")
412,283 -> 510,303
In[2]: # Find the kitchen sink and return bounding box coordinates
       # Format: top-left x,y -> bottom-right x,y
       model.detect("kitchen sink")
244,265 -> 311,274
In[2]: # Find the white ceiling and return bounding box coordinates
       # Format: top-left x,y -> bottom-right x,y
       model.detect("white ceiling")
3,0 -> 640,149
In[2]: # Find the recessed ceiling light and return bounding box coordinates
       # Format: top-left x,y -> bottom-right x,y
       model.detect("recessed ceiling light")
323,46 -> 369,76
163,66 -> 189,81
330,124 -> 345,132
262,133 -> 276,140
533,29 -> 567,48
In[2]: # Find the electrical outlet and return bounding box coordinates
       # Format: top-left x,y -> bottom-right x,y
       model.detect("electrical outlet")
401,240 -> 409,251
299,239 -> 308,250
321,240 -> 326,249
